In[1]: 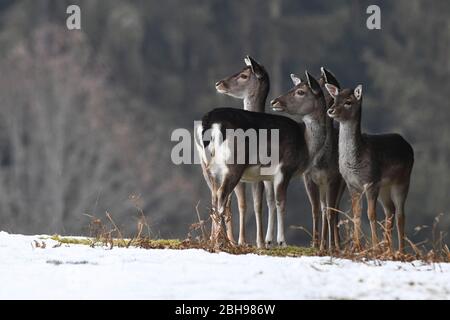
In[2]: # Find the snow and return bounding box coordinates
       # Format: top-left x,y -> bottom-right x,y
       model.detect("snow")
0,231 -> 449,300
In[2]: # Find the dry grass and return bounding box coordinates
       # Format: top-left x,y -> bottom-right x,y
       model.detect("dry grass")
303,207 -> 450,263
193,197 -> 449,263
46,202 -> 317,258
45,198 -> 449,263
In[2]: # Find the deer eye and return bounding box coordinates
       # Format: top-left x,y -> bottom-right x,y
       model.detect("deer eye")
296,90 -> 305,96
239,74 -> 248,80
344,101 -> 352,108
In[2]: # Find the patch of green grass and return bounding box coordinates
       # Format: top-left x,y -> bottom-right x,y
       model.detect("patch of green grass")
134,238 -> 183,249
256,245 -> 317,257
49,235 -> 94,245
47,235 -> 316,257
49,234 -> 183,249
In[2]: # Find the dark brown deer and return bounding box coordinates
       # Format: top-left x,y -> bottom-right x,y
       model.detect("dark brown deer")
196,107 -> 308,247
316,67 -> 346,250
213,56 -> 276,248
325,83 -> 414,252
196,68 -> 355,248
271,71 -> 344,251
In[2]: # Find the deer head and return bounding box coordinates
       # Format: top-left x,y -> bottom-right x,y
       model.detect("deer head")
325,83 -> 363,122
319,67 -> 341,108
271,71 -> 324,118
215,55 -> 269,101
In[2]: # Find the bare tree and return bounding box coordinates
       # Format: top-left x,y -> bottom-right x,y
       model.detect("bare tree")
0,26 -> 133,234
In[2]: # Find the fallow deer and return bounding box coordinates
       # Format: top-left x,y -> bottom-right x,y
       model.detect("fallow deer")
196,69 -> 354,248
317,67 -> 346,249
271,71 -> 344,251
325,83 -> 414,252
214,56 -> 276,248
196,103 -> 312,247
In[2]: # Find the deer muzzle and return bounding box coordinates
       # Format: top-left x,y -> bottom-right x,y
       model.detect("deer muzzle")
271,98 -> 285,112
327,107 -> 337,118
215,81 -> 228,93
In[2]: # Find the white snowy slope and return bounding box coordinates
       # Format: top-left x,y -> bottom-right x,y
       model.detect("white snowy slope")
0,231 -> 449,300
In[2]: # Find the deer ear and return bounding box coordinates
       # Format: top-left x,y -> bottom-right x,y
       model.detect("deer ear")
320,67 -> 341,89
244,56 -> 252,67
305,71 -> 321,95
325,83 -> 339,99
354,85 -> 363,100
245,55 -> 264,79
290,73 -> 302,86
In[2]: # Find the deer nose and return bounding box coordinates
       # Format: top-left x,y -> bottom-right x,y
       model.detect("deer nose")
215,80 -> 228,93
327,108 -> 336,117
271,98 -> 285,111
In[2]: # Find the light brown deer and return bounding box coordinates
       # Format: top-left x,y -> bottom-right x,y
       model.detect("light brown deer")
213,56 -> 276,248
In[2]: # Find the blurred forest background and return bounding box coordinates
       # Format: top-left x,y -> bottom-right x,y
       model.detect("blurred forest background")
0,0 -> 448,246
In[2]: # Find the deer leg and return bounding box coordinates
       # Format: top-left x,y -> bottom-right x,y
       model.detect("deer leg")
263,181 -> 276,248
331,213 -> 339,251
327,179 -> 341,252
224,195 -> 236,245
201,161 -> 218,241
350,189 -> 363,250
208,184 -> 217,241
201,160 -> 213,191
366,188 -> 379,252
319,189 -> 328,252
210,218 -> 217,241
275,175 -> 289,247
379,187 -> 395,253
209,181 -> 219,242
392,183 -> 409,254
304,175 -> 320,248
234,182 -> 247,246
252,182 -> 264,249
212,170 -> 243,247
327,208 -> 333,253
332,179 -> 346,250
216,180 -> 238,216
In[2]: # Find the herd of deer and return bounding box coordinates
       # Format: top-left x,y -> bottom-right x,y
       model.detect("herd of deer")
195,56 -> 414,253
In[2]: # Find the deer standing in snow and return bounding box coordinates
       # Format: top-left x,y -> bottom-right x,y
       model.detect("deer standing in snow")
271,71 -> 345,251
214,56 -> 276,248
197,67 -> 358,248
325,83 -> 414,252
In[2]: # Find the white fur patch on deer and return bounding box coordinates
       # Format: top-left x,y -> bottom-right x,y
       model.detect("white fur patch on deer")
207,123 -> 230,178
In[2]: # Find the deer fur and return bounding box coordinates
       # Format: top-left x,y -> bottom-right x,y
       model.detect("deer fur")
325,83 -> 414,252
196,107 -> 308,247
271,71 -> 345,251
213,56 -> 276,248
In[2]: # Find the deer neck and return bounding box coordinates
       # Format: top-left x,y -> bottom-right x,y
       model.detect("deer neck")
303,97 -> 332,158
338,111 -> 364,165
243,85 -> 268,113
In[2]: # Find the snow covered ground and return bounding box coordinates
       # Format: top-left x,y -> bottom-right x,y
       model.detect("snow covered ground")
0,231 -> 449,300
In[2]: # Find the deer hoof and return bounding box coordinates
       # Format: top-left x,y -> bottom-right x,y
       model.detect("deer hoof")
277,241 -> 287,247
